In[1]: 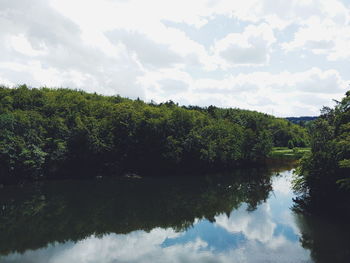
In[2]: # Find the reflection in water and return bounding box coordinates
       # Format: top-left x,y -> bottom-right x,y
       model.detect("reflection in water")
0,162 -> 316,262
293,194 -> 350,263
0,168 -> 272,255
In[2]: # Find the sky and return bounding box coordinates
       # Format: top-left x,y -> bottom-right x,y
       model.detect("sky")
0,0 -> 349,116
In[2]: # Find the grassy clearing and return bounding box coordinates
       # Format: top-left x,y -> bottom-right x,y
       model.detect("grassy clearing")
269,147 -> 311,159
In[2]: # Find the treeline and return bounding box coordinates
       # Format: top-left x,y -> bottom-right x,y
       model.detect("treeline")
294,91 -> 350,210
184,105 -> 309,148
286,116 -> 318,127
0,85 -> 308,183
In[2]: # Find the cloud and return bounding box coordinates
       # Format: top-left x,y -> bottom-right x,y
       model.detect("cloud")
282,17 -> 350,60
0,76 -> 13,87
137,67 -> 348,117
106,30 -> 182,69
230,0 -> 350,29
293,68 -> 346,93
158,79 -> 189,95
0,0 -> 146,98
213,23 -> 276,66
0,0 -> 350,116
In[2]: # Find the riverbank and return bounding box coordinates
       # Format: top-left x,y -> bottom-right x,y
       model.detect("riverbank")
0,86 -> 309,184
269,147 -> 310,159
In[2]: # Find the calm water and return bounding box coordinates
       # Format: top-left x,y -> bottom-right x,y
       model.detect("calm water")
0,161 -> 349,263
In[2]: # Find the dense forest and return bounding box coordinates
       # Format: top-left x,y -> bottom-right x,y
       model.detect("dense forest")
0,85 -> 309,183
294,91 -> 350,212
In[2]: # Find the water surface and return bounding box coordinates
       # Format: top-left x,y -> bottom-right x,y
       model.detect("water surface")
0,162 -> 347,263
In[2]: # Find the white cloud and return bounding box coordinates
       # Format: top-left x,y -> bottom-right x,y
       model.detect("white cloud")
106,29 -> 182,69
139,67 -> 347,116
8,34 -> 48,57
0,76 -> 13,87
213,23 -> 276,67
282,17 -> 350,60
0,0 -> 349,116
0,0 -> 147,98
158,79 -> 189,95
231,0 -> 350,29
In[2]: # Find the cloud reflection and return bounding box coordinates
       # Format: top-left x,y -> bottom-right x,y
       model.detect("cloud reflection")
215,203 -> 276,243
0,171 -> 312,263
2,215 -> 311,263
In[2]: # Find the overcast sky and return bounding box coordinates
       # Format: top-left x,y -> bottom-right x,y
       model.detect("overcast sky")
1,0 -> 349,116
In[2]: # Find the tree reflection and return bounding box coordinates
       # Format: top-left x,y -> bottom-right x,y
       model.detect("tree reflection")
0,167 -> 279,256
293,195 -> 350,263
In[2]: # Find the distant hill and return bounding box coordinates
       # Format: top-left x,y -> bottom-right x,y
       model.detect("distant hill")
286,116 -> 318,126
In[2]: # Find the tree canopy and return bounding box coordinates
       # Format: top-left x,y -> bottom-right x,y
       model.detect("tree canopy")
0,85 -> 309,183
294,90 -> 350,211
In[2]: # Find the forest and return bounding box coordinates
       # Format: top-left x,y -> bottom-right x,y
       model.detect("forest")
294,91 -> 350,212
0,85 -> 309,183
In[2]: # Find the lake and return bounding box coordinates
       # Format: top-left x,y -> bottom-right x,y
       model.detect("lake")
0,160 -> 349,263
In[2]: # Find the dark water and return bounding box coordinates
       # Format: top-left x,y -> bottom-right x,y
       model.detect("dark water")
0,161 -> 349,263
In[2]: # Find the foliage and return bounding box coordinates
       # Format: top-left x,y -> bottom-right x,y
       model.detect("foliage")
294,90 -> 350,197
193,106 -> 310,148
269,147 -> 310,159
0,85 -> 309,183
